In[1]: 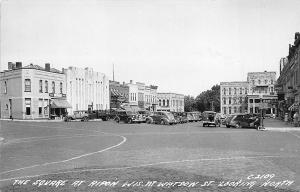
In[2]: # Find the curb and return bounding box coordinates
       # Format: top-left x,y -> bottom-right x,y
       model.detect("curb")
264,127 -> 300,132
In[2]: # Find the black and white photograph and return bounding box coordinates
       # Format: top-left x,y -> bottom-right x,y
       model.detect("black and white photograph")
0,0 -> 300,191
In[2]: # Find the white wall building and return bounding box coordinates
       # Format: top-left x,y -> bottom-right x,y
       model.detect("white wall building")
157,93 -> 184,112
0,62 -> 69,119
65,67 -> 110,114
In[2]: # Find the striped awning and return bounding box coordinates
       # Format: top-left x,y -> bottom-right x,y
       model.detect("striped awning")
288,102 -> 299,111
51,99 -> 72,108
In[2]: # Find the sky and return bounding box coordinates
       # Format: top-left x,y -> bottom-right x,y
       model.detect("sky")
1,0 -> 300,97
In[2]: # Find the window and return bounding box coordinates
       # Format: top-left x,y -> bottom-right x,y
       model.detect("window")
234,88 -> 237,95
245,88 -> 248,94
44,99 -> 48,115
240,88 -> 242,94
223,97 -> 226,105
4,81 -> 7,94
229,97 -> 231,104
239,97 -> 242,104
45,81 -> 48,93
271,87 -> 274,92
252,80 -> 255,85
167,100 -> 169,106
233,98 -> 236,104
229,107 -> 231,114
39,80 -> 43,93
239,107 -> 242,113
271,80 -> 273,84
25,79 -> 31,92
229,88 -> 231,95
258,79 -> 261,84
39,99 -> 43,116
52,81 -> 55,93
265,79 -> 267,84
234,107 -> 237,113
163,100 -> 165,106
159,99 -> 161,106
223,88 -> 226,95
25,98 -> 31,115
223,107 -> 226,114
60,82 -> 63,94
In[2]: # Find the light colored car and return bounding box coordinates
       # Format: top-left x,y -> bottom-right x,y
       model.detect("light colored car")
65,110 -> 89,122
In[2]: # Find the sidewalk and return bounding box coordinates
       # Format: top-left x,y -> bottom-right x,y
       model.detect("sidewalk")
263,118 -> 300,132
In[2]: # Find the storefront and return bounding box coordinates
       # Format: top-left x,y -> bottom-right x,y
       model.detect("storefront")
50,98 -> 72,119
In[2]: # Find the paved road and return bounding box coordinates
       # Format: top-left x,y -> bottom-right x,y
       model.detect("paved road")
0,120 -> 300,192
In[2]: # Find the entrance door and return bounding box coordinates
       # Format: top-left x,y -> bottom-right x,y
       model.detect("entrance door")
9,99 -> 12,119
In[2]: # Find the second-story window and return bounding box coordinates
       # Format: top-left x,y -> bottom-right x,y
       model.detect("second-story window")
240,88 -> 242,94
229,97 -> 231,104
60,82 -> 63,94
39,80 -> 43,93
223,97 -> 226,105
234,88 -> 237,95
229,88 -> 231,95
223,88 -> 226,95
52,81 -> 55,93
4,81 -> 7,94
45,81 -> 48,93
245,88 -> 248,94
25,79 -> 31,92
265,79 -> 267,84
258,79 -> 261,84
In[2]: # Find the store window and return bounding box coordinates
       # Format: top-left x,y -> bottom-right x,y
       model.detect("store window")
25,98 -> 31,115
25,79 -> 31,92
39,99 -> 43,116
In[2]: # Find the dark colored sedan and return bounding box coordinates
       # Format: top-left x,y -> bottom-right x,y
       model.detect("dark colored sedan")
146,111 -> 176,125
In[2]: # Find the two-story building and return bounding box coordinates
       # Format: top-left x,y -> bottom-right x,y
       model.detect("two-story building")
157,93 -> 184,112
0,62 -> 70,119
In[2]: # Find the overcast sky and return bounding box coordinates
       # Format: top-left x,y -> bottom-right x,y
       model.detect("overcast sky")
1,0 -> 300,97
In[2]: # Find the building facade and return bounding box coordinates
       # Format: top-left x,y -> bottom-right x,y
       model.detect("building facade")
220,82 -> 249,115
64,67 -> 110,114
276,32 -> 300,119
247,71 -> 277,114
220,71 -> 277,115
125,80 -> 158,111
157,93 -> 184,112
109,81 -> 129,109
0,62 -> 70,119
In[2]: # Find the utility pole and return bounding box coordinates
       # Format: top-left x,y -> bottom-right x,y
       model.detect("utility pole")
112,63 -> 115,81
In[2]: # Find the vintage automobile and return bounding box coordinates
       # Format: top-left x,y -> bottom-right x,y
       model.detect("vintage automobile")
65,110 -> 90,122
202,111 -> 220,127
190,112 -> 201,122
186,112 -> 195,122
227,113 -> 260,129
146,111 -> 176,125
138,110 -> 151,123
113,110 -> 143,124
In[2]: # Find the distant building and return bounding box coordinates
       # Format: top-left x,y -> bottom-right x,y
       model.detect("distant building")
64,67 -> 110,114
247,71 -> 277,114
220,71 -> 277,115
109,81 -> 129,109
157,93 -> 184,112
276,32 -> 300,118
125,80 -> 158,111
220,82 -> 249,115
0,62 -> 70,119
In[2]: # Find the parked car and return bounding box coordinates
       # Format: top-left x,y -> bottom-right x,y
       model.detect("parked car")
224,114 -> 235,127
202,111 -> 220,127
114,110 -> 143,123
138,110 -> 151,123
191,112 -> 202,122
65,110 -> 89,122
177,112 -> 189,123
146,111 -> 176,125
186,112 -> 195,122
228,113 -> 260,129
171,112 -> 180,124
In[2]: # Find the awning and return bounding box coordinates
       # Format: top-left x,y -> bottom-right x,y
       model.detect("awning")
111,89 -> 122,97
288,102 -> 299,111
51,99 -> 72,108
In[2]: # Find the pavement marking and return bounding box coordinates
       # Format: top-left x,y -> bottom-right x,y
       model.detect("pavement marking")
4,133 -> 115,145
288,132 -> 300,140
0,133 -> 127,175
0,154 -> 288,182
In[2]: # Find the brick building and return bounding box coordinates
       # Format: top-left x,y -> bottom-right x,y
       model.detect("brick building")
157,93 -> 184,112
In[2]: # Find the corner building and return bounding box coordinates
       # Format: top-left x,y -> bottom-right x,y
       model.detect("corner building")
0,62 -> 69,119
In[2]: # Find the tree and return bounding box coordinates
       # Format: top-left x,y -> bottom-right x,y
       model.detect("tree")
184,95 -> 196,112
195,84 -> 220,112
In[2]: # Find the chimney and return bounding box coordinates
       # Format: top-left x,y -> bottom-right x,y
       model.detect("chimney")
45,63 -> 50,71
16,62 -> 22,69
8,62 -> 13,70
130,80 -> 133,84
123,81 -> 125,85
